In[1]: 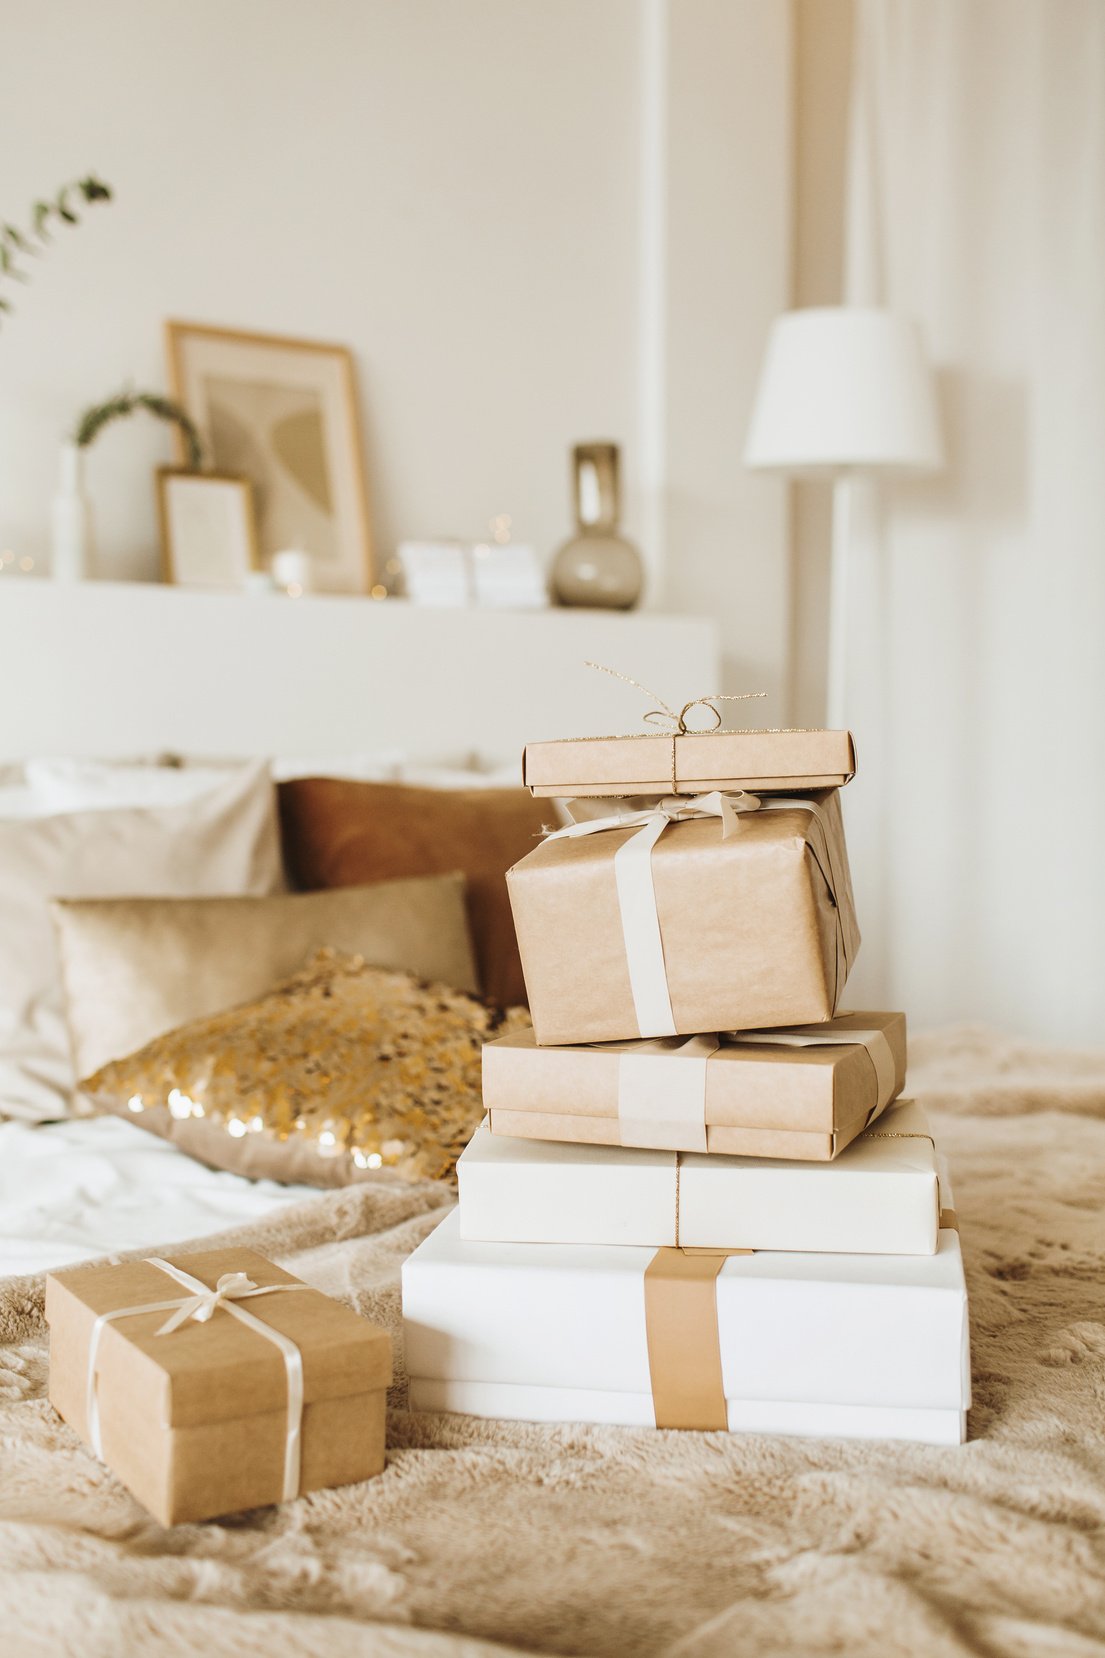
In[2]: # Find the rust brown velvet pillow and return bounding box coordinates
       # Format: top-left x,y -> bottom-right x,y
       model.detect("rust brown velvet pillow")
278,780 -> 548,1006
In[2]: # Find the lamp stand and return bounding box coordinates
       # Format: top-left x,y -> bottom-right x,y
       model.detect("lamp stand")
826,472 -> 855,729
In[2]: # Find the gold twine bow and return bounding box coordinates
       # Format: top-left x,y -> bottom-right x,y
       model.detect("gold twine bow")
585,662 -> 767,790
586,661 -> 767,736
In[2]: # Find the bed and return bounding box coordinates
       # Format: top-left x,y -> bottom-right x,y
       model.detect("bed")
1,1027 -> 1104,1655
4,587 -> 1104,1656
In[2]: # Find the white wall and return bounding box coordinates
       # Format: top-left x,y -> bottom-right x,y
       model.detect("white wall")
0,0 -> 791,702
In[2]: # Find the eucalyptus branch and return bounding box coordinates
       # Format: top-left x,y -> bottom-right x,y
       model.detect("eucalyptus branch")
0,175 -> 113,324
73,388 -> 205,471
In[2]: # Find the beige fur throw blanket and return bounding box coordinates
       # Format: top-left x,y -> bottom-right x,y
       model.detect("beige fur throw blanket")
2,1027 -> 1104,1658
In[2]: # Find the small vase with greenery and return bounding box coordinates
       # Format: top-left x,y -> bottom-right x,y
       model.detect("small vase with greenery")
53,389 -> 205,583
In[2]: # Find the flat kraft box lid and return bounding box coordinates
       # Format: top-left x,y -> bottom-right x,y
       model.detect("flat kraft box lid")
483,1011 -> 906,1139
46,1246 -> 392,1432
523,729 -> 856,797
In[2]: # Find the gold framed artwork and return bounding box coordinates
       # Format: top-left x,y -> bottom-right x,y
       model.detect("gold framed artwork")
157,468 -> 259,590
165,321 -> 374,594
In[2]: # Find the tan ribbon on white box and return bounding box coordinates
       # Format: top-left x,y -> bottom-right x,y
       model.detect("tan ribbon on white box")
544,792 -> 851,1039
644,1248 -> 730,1430
84,1257 -> 312,1503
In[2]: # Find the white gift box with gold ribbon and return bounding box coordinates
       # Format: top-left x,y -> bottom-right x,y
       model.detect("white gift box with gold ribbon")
459,1099 -> 939,1255
403,1170 -> 970,1447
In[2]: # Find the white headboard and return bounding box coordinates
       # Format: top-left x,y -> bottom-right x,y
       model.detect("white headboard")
0,582 -> 720,765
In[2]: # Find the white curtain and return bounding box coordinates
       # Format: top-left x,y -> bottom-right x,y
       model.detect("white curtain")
842,0 -> 1105,1045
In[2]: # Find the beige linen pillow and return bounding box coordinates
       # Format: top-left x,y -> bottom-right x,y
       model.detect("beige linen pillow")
0,762 -> 282,1124
81,948 -> 529,1187
55,875 -> 479,1092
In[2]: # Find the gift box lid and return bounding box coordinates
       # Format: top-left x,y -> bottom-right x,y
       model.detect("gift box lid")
483,1010 -> 906,1138
522,729 -> 857,798
46,1247 -> 392,1431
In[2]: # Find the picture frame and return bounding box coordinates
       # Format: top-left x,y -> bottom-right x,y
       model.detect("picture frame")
165,320 -> 374,594
157,467 -> 259,591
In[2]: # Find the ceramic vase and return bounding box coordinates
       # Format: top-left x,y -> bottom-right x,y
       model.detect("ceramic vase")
51,441 -> 91,582
550,442 -> 643,610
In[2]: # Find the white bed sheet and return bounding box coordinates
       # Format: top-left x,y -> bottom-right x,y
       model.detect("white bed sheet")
0,1115 -> 321,1278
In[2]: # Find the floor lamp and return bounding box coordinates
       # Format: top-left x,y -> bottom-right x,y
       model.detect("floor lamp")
743,308 -> 944,728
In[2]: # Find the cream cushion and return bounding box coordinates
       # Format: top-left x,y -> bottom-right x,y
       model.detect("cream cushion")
0,762 -> 282,1124
55,875 -> 479,1090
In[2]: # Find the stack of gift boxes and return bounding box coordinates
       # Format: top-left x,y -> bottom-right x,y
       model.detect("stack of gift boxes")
403,713 -> 971,1446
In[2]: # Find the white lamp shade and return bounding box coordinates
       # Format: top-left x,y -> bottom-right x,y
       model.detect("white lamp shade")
744,307 -> 944,476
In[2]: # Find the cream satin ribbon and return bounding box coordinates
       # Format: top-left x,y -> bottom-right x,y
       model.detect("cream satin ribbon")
85,1258 -> 311,1503
617,1035 -> 721,1150
544,792 -> 850,1038
729,1025 -> 899,1129
613,1024 -> 897,1150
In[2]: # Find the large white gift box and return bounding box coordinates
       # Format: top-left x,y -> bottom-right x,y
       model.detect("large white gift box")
403,1191 -> 970,1446
458,1098 -> 940,1255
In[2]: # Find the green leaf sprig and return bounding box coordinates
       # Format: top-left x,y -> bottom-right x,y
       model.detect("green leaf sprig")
1,175 -> 113,325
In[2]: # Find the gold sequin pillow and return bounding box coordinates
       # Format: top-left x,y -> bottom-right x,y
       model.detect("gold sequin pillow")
80,948 -> 529,1186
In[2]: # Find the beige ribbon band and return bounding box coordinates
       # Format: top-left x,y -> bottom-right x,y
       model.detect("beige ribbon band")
732,1025 -> 899,1130
644,1248 -> 729,1431
85,1257 -> 311,1503
613,1024 -> 896,1151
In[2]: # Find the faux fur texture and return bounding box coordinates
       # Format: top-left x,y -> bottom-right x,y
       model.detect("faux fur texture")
2,1027 -> 1104,1658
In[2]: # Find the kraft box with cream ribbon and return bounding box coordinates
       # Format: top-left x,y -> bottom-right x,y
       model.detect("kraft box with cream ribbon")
402,1174 -> 970,1447
483,1010 -> 905,1160
507,787 -> 860,1046
458,1098 -> 938,1254
46,1247 -> 391,1525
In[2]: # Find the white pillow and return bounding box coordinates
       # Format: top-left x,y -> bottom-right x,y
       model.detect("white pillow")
23,757 -> 245,813
0,761 -> 283,1124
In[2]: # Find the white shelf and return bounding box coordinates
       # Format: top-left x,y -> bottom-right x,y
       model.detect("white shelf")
0,581 -> 719,763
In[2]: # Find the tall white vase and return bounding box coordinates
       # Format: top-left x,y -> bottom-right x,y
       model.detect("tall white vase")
50,441 -> 91,582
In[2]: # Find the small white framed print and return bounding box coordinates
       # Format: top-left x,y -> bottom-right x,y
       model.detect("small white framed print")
157,468 -> 259,591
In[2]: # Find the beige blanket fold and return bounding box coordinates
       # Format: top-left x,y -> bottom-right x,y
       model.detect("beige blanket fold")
2,1025 -> 1105,1658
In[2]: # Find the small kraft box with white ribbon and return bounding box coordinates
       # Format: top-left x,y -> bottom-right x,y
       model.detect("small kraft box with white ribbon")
459,1099 -> 939,1255
46,1247 -> 391,1525
506,787 -> 861,1046
403,1187 -> 970,1446
483,1011 -> 905,1160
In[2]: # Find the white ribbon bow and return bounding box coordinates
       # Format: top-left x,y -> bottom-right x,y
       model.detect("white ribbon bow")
85,1257 -> 311,1504
156,1270 -> 265,1335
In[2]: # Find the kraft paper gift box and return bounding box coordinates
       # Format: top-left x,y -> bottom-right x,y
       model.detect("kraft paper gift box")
523,728 -> 857,798
46,1246 -> 391,1526
403,1184 -> 970,1447
507,788 -> 860,1046
458,1098 -> 938,1255
483,1010 -> 905,1160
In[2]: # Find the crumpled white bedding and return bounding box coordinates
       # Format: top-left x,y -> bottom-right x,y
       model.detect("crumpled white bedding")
0,1114 -> 319,1277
